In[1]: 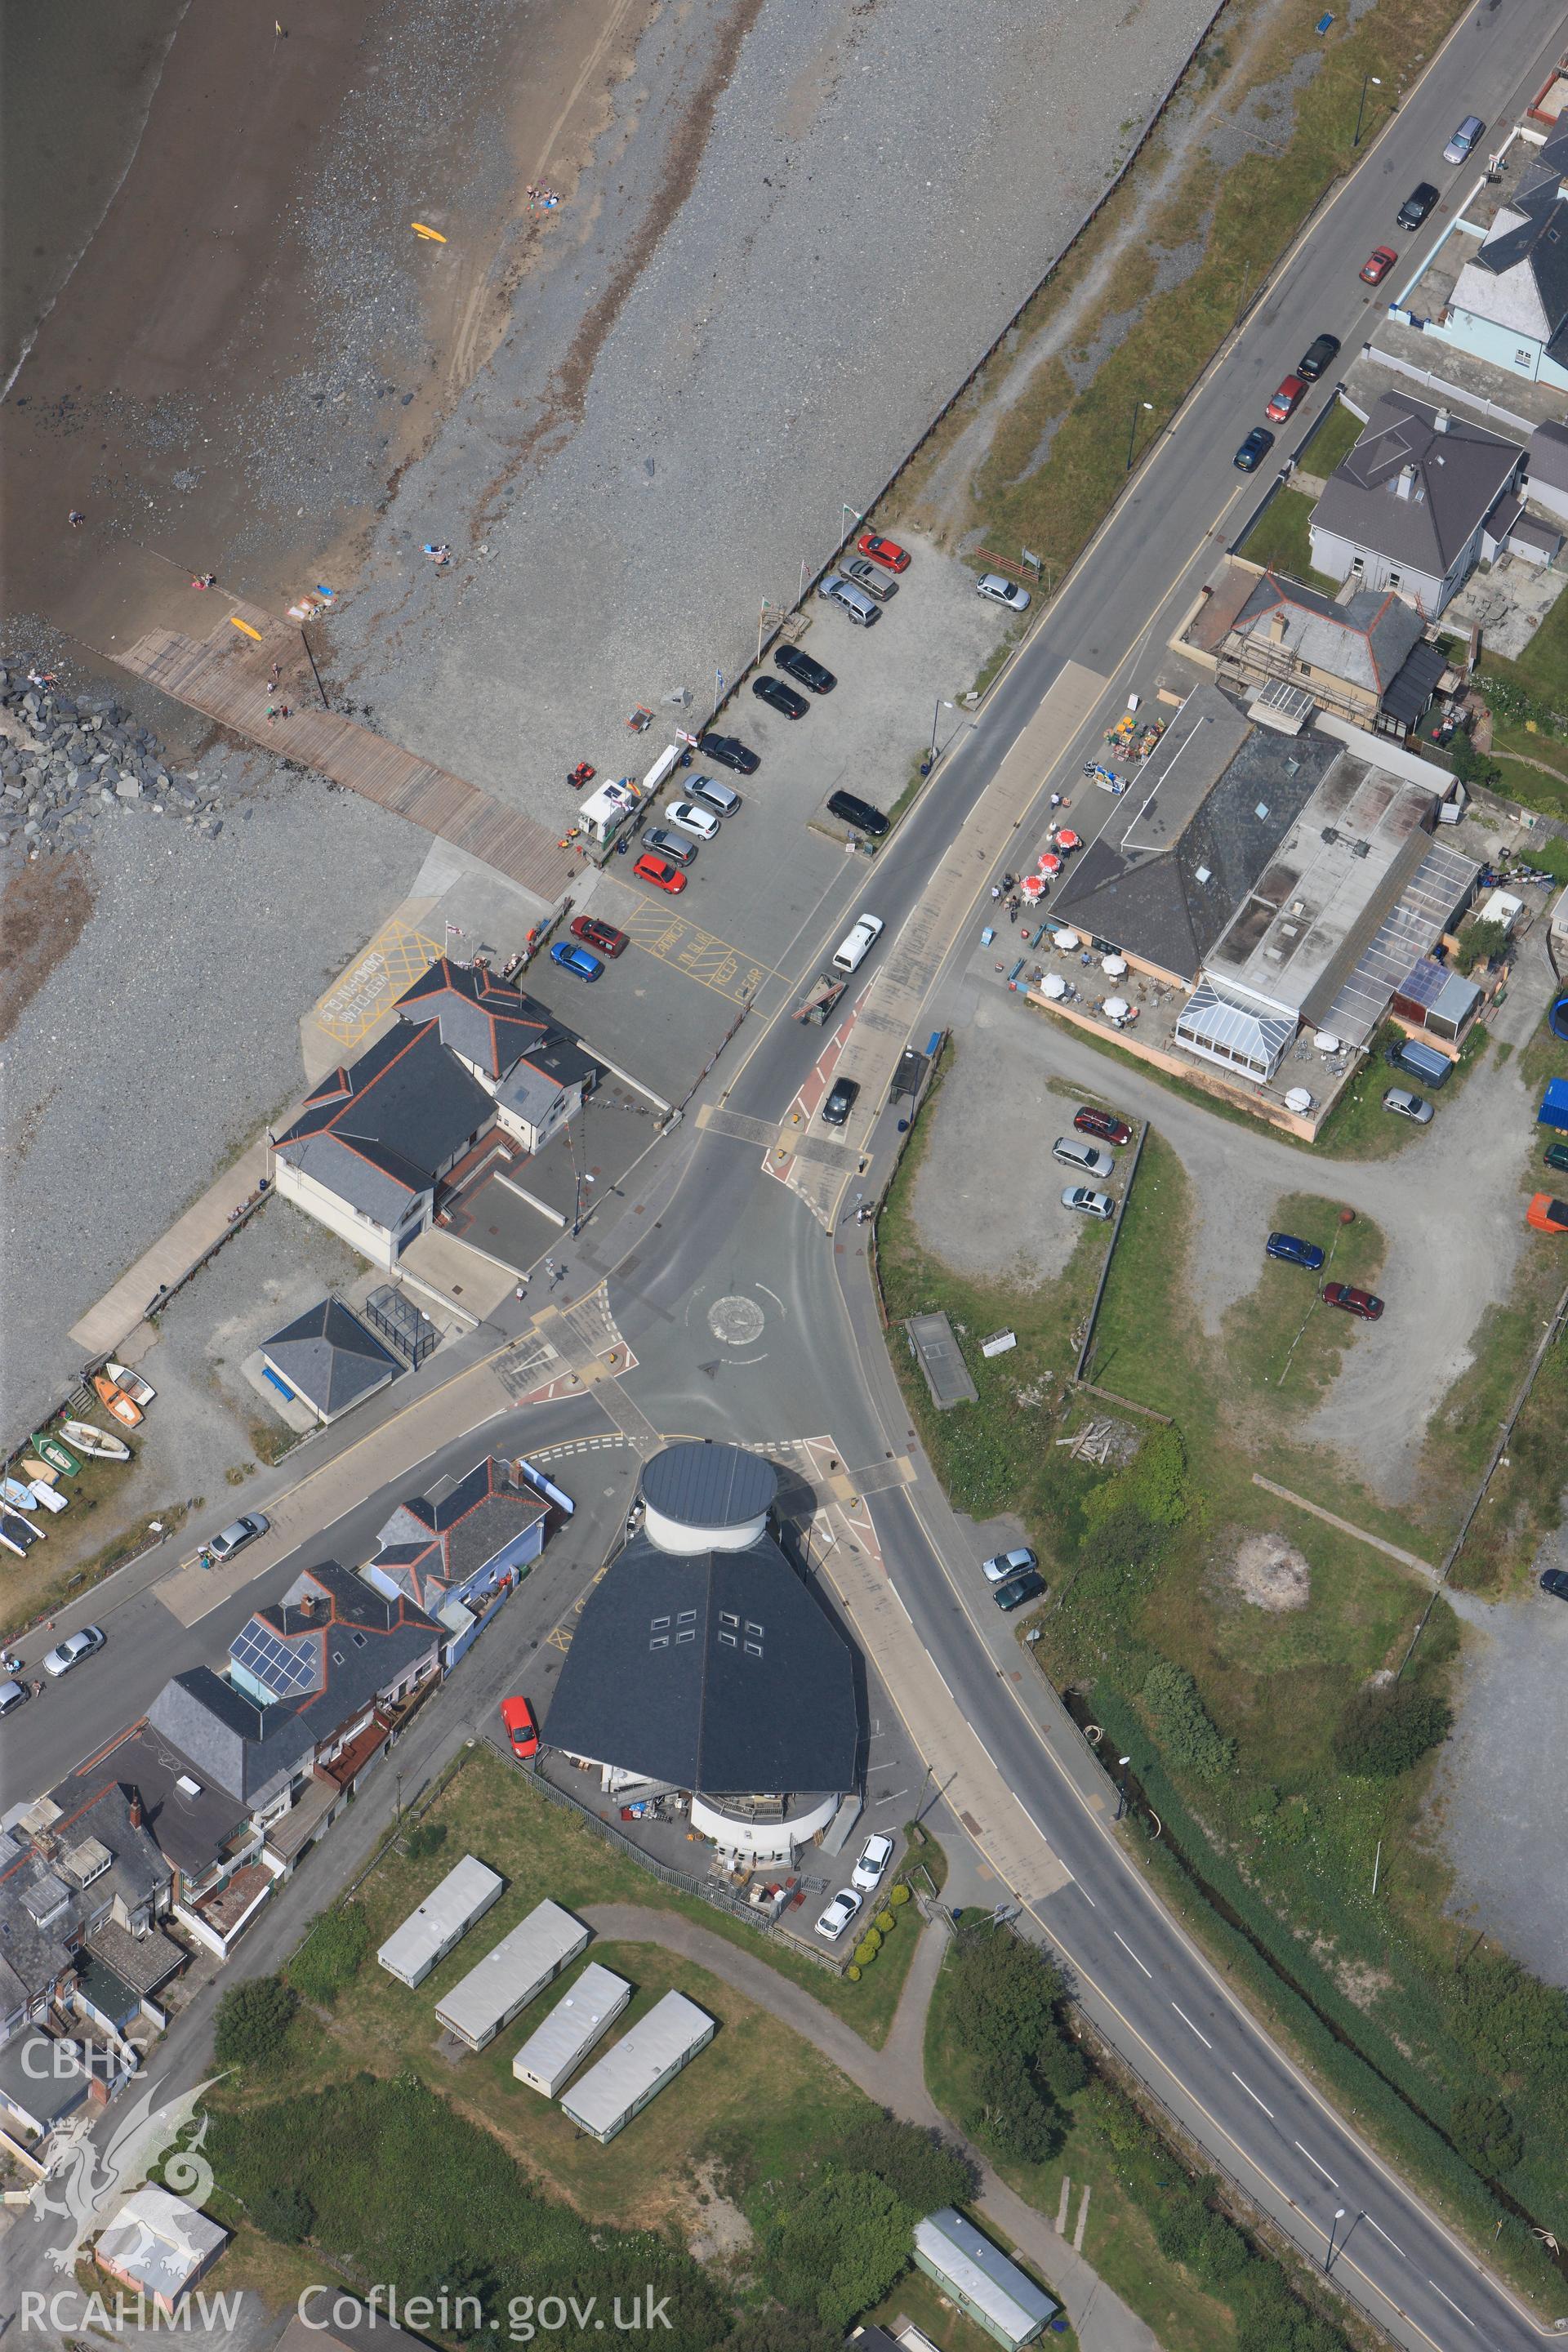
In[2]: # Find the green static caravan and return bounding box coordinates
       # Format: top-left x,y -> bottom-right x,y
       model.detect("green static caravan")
557,1988 -> 714,2142
912,2208 -> 1058,2350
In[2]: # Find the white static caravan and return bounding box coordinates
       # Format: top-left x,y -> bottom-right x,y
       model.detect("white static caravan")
558,1988 -> 714,2143
512,1962 -> 632,2097
376,1855 -> 504,1989
434,1899 -> 589,2051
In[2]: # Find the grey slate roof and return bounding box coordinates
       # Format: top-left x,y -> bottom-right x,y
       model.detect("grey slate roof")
1311,393 -> 1524,579
46,1725 -> 248,1883
1230,572 -> 1423,694
0,1842 -> 78,2008
394,957 -> 557,1080
272,1019 -> 492,1225
370,1456 -> 546,1609
1527,417 -> 1568,492
640,1441 -> 779,1528
263,1297 -> 399,1418
1380,640 -> 1449,730
542,1526 -> 857,1797
1467,154 -> 1568,357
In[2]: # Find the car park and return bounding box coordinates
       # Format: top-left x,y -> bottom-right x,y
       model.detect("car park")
1296,332 -> 1340,380
856,532 -> 911,573
44,1626 -> 105,1677
1540,1567 -> 1568,1601
852,1833 -> 895,1891
0,1680 -> 29,1717
1443,114 -> 1484,165
826,788 -> 889,838
686,773 -> 742,817
1527,1193 -> 1568,1234
1396,182 -> 1440,228
1062,1186 -> 1115,1220
699,733 -> 760,773
814,1887 -> 863,1941
208,1512 -> 270,1563
1073,1106 -> 1133,1146
1266,1232 -> 1325,1271
982,1546 -> 1038,1584
817,572 -> 882,626
822,1076 -> 861,1127
1323,1282 -> 1384,1321
1233,425 -> 1275,472
1265,374 -> 1307,422
1052,1135 -> 1115,1178
634,852 -> 687,894
774,645 -> 835,695
1383,1087 -> 1433,1124
1361,246 -> 1397,284
994,1568 -> 1045,1611
832,914 -> 884,974
753,675 -> 809,719
840,555 -> 899,603
550,942 -> 602,982
644,826 -> 696,866
666,800 -> 719,840
500,1695 -> 538,1759
570,916 -> 627,956
977,572 -> 1031,611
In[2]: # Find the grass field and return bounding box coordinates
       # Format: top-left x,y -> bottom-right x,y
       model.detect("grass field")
1236,487 -> 1340,593
1311,1022 -> 1490,1161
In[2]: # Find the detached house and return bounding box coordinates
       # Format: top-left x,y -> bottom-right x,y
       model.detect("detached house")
363,1454 -> 550,1664
1197,565 -> 1450,742
1308,392 -> 1525,616
1440,124 -> 1568,390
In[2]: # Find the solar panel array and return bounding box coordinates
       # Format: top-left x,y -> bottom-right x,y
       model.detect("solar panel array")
231,1619 -> 317,1699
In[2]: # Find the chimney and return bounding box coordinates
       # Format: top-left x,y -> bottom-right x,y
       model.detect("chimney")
128,1791 -> 143,1831
1395,465 -> 1417,500
1434,408 -> 1452,434
1271,609 -> 1290,643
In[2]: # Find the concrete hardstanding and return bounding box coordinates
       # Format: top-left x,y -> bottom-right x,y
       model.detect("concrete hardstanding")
557,1988 -> 714,2142
376,1853 -> 504,1988
511,1960 -> 631,2096
434,1898 -> 589,2050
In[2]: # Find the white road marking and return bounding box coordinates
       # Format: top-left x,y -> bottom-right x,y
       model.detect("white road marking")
1427,2282 -> 1476,2329
1113,1930 -> 1152,1979
1231,2071 -> 1275,2118
1363,2216 -> 1407,2259
1170,2002 -> 1211,2048
1294,2141 -> 1339,2189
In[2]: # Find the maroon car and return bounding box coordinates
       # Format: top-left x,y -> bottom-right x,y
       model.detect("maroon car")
1074,1106 -> 1133,1147
1322,1282 -> 1384,1321
570,916 -> 628,958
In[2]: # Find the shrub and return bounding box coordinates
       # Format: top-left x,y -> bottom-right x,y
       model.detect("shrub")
251,2183 -> 314,2243
1334,1682 -> 1451,1778
969,2054 -> 1062,2163
1454,917 -> 1509,977
1449,2091 -> 1523,2176
854,1940 -> 880,1967
840,2116 -> 975,2212
875,1910 -> 895,1933
761,2168 -> 913,2331
213,1974 -> 296,2070
846,1965 -> 861,1981
1034,2032 -> 1089,2104
287,1902 -> 370,2004
404,1820 -> 448,1862
1450,732 -> 1501,791
889,1882 -> 911,1906
948,1923 -> 1063,2062
862,1926 -> 882,1953
1141,1660 -> 1236,1782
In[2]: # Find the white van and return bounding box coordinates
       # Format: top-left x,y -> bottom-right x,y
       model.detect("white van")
832,913 -> 884,974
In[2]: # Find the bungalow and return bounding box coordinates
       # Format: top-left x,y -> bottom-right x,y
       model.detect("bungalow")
363,1454 -> 550,1665
1307,392 -> 1525,617
261,1295 -> 401,1423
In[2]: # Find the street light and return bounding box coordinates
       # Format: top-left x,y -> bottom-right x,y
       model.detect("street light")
924,698 -> 957,775
1114,1755 -> 1132,1820
1354,73 -> 1382,145
1325,2208 -> 1347,2270
1126,402 -> 1155,471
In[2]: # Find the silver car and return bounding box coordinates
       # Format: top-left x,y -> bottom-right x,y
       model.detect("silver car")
44,1626 -> 105,1677
982,1545 -> 1038,1584
1383,1087 -> 1434,1125
208,1512 -> 270,1563
1062,1186 -> 1115,1219
977,572 -> 1031,612
839,555 -> 898,604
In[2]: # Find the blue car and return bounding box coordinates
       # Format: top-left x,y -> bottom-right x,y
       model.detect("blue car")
1266,1231 -> 1325,1272
550,941 -> 603,983
1233,425 -> 1275,472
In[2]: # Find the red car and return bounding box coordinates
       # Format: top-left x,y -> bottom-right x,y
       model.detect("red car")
570,916 -> 627,957
634,852 -> 687,894
1265,374 -> 1307,423
1322,1282 -> 1384,1321
1074,1106 -> 1134,1147
500,1695 -> 538,1760
1360,246 -> 1397,285
856,532 -> 911,574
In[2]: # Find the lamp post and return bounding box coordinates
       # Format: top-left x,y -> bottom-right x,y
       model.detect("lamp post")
924,698 -> 957,775
1126,401 -> 1155,471
1325,2209 -> 1347,2271
1114,1755 -> 1132,1819
1354,73 -> 1382,145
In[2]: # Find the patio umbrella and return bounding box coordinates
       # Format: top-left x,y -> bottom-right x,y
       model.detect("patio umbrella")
1041,972 -> 1067,998
1313,1032 -> 1342,1054
1020,874 -> 1046,902
1054,930 -> 1080,951
1285,1087 -> 1314,1115
1104,996 -> 1130,1020
1037,852 -> 1062,876
1101,955 -> 1128,978
1055,828 -> 1081,851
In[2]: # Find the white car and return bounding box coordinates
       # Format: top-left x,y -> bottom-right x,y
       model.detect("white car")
44,1626 -> 105,1677
1062,1186 -> 1115,1219
665,800 -> 719,841
814,1887 -> 863,1942
977,572 -> 1031,612
982,1546 -> 1038,1584
852,1833 -> 894,1893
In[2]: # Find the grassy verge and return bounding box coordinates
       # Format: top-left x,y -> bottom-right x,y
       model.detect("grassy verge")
1312,1020 -> 1490,1160
1300,396 -> 1364,479
1236,487 -> 1339,592
0,1494 -> 189,1641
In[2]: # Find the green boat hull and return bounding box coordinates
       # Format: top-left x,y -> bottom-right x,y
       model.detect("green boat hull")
30,1432 -> 80,1476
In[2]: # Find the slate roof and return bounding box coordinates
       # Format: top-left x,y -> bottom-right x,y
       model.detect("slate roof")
263,1296 -> 399,1418
1451,149 -> 1568,354
147,1562 -> 440,1806
272,1018 -> 492,1226
1229,571 -> 1423,695
395,958 -> 556,1080
1527,416 -> 1568,492
369,1456 -> 546,1609
44,1725 -> 248,1883
1311,393 -> 1524,579
542,1528 -> 858,1797
1380,639 -> 1449,729
0,1836 -> 78,2008
34,1780 -> 170,1917
640,1441 -> 779,1528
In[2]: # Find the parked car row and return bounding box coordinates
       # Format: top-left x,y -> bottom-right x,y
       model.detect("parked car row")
814,1830 -> 898,1940
1054,1106 -> 1134,1224
1267,1232 -> 1386,1317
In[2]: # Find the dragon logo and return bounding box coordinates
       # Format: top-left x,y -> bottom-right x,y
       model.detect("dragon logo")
28,2070 -> 222,2274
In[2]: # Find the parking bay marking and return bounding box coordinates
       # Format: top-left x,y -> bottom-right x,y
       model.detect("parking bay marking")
618,906 -> 777,1004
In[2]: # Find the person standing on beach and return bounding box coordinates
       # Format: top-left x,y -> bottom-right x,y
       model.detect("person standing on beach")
68,510 -> 84,530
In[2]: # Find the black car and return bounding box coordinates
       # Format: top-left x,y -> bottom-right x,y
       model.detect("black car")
1297,332 -> 1340,381
775,644 -> 836,695
1540,1567 -> 1568,1601
752,675 -> 808,719
699,733 -> 760,774
1233,425 -> 1275,473
994,1568 -> 1045,1612
822,1076 -> 861,1127
1396,181 -> 1440,229
826,787 -> 889,838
